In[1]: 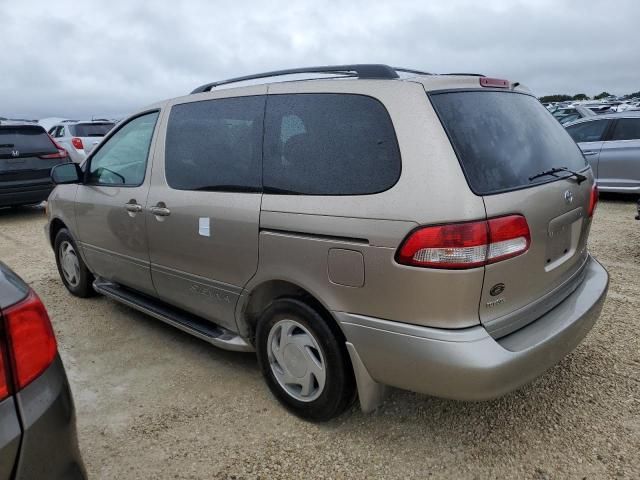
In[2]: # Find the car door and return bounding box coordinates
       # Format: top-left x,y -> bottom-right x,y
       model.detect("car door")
146,87 -> 266,331
75,110 -> 161,296
597,117 -> 640,192
565,118 -> 611,177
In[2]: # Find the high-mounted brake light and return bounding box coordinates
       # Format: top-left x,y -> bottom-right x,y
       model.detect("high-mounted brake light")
71,137 -> 84,150
0,340 -> 9,401
588,184 -> 598,217
480,77 -> 510,88
4,291 -> 57,390
396,215 -> 530,269
40,136 -> 68,160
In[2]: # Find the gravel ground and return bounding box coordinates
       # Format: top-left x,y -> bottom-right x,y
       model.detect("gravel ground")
0,196 -> 638,479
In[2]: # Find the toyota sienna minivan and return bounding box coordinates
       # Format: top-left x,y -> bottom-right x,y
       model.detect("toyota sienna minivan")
46,65 -> 609,421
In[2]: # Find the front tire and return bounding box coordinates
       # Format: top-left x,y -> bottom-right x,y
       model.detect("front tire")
54,228 -> 96,298
256,298 -> 355,421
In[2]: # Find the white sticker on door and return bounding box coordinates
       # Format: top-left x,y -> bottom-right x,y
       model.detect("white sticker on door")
198,217 -> 210,237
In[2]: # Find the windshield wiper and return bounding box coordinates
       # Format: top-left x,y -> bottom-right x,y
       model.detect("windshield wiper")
529,167 -> 587,184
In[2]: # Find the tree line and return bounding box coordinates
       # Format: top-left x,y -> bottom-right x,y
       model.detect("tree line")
539,91 -> 640,103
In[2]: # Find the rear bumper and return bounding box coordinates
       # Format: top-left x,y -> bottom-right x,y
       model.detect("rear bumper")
337,254 -> 608,402
13,355 -> 86,480
0,184 -> 52,207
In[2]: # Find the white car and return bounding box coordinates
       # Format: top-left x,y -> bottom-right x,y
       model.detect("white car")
48,120 -> 115,163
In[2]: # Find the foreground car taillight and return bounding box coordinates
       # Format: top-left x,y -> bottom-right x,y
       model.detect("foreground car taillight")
588,184 -> 599,217
3,291 -> 57,390
396,215 -> 531,269
0,339 -> 9,401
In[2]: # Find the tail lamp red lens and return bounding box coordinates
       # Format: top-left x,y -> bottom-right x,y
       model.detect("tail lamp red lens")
71,137 -> 84,150
480,77 -> 510,88
40,136 -> 69,160
588,184 -> 599,217
396,215 -> 530,269
3,291 -> 57,390
0,342 -> 8,401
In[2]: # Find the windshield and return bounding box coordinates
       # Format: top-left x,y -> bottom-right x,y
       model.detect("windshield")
430,91 -> 587,195
0,125 -> 58,159
72,123 -> 114,137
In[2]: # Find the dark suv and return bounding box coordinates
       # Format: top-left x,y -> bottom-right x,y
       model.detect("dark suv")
0,121 -> 69,207
0,263 -> 85,479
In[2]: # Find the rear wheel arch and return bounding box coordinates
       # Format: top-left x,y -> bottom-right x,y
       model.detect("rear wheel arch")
240,279 -> 347,346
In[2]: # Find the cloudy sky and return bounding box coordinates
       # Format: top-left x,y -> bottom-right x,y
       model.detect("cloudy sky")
2,0 -> 639,119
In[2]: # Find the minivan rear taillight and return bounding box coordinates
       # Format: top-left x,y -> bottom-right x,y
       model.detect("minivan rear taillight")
3,291 -> 57,390
588,184 -> 599,217
396,215 -> 530,269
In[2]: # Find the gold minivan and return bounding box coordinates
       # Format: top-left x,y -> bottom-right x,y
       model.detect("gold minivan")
47,65 -> 609,421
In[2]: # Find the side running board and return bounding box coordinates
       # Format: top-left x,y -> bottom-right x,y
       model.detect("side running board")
93,279 -> 254,352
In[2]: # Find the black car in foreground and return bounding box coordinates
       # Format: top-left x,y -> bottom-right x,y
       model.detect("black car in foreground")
0,262 -> 85,479
0,121 -> 69,207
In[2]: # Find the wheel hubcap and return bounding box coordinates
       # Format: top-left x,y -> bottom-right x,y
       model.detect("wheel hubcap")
59,241 -> 80,287
267,319 -> 326,402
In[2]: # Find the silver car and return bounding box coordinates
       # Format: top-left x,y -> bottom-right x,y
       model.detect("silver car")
48,120 -> 115,163
45,65 -> 609,421
566,111 -> 640,193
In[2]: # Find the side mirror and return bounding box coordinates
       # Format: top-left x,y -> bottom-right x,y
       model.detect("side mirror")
51,162 -> 82,184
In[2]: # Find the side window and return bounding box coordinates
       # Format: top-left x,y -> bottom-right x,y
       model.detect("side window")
610,118 -> 640,141
263,94 -> 401,195
88,112 -> 159,186
48,127 -> 57,136
164,96 -> 265,192
566,120 -> 610,143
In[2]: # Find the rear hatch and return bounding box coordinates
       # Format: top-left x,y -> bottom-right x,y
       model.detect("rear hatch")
0,125 -> 67,187
430,89 -> 595,338
70,122 -> 114,155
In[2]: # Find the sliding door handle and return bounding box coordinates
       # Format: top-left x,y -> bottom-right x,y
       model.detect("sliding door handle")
149,204 -> 171,217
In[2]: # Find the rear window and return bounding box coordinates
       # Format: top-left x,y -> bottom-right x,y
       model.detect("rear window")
430,91 -> 588,195
71,123 -> 114,137
263,93 -> 401,195
0,126 -> 57,159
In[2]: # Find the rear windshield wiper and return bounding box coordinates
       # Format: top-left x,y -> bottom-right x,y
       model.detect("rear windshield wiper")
529,167 -> 587,184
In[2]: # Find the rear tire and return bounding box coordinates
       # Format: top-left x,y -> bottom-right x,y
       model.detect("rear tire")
256,298 -> 355,421
54,228 -> 96,298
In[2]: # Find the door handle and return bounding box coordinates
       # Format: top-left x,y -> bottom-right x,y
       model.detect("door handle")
149,204 -> 171,217
125,202 -> 142,213
583,151 -> 598,156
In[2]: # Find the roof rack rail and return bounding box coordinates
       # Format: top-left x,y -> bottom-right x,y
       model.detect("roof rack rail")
394,67 -> 432,76
443,73 -> 486,77
191,64 -> 400,94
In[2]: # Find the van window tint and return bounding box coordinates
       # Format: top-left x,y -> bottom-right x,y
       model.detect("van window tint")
165,96 -> 265,192
263,94 -> 401,195
88,112 -> 158,186
611,118 -> 640,141
566,119 -> 610,143
430,91 -> 587,195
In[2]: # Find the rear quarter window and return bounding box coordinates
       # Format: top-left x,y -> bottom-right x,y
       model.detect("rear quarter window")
263,93 -> 401,195
430,91 -> 587,195
610,118 -> 640,141
566,119 -> 610,143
